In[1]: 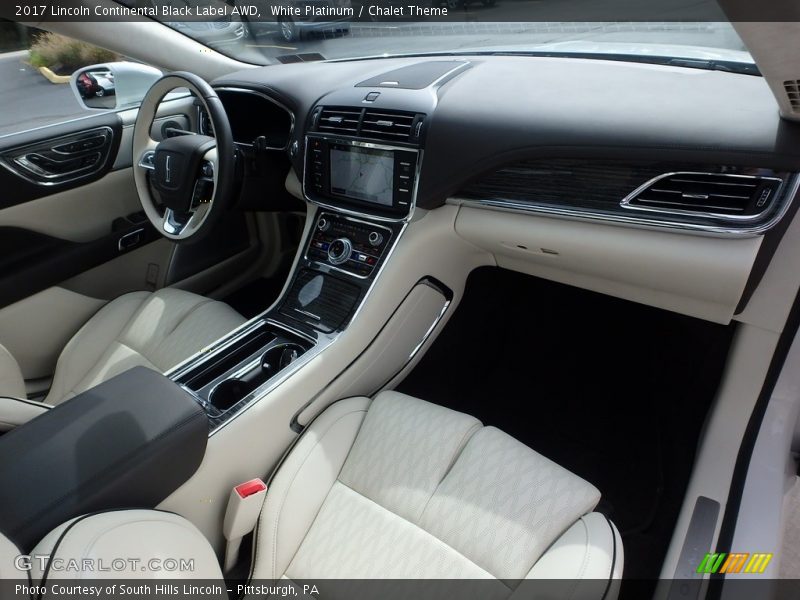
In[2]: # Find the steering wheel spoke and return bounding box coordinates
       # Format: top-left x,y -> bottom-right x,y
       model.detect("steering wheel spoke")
137,137 -> 158,171
160,204 -> 211,237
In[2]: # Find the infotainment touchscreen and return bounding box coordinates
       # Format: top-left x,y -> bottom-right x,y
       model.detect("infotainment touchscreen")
329,145 -> 394,206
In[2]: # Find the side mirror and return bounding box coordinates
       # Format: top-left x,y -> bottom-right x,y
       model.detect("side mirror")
71,61 -> 163,110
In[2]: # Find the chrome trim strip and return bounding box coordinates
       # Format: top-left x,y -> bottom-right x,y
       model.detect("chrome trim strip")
408,296 -> 451,361
619,171 -> 785,222
117,227 -> 145,251
138,150 -> 155,170
302,133 -> 422,223
206,86 -> 296,151
451,173 -> 800,237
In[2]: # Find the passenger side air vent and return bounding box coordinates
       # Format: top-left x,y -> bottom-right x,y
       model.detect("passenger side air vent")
361,109 -> 422,143
317,106 -> 362,136
784,80 -> 800,112
623,172 -> 783,217
313,106 -> 426,144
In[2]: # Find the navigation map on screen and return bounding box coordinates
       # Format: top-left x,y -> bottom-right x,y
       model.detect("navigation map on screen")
330,146 -> 394,206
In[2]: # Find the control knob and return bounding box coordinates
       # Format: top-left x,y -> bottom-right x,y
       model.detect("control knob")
368,231 -> 384,247
317,217 -> 331,232
328,238 -> 353,265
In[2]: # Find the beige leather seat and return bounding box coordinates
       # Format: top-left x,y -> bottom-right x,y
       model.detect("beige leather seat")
3,392 -> 623,596
0,287 -> 245,429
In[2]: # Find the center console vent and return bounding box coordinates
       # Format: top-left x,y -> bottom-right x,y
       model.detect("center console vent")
623,172 -> 784,217
313,106 -> 425,145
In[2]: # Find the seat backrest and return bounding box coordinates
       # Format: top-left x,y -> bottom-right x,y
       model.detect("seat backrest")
0,529 -> 21,581
0,342 -> 25,400
253,392 -> 614,588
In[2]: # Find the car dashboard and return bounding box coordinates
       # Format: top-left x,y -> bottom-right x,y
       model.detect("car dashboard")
210,55 -> 800,230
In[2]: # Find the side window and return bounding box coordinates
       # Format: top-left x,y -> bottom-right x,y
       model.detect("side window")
0,21 -> 154,136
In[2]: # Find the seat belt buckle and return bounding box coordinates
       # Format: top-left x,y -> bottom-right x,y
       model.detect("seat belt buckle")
223,478 -> 267,542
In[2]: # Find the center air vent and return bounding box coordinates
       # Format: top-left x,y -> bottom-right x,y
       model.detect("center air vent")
623,172 -> 783,217
314,106 -> 425,144
361,109 -> 422,143
317,106 -> 362,136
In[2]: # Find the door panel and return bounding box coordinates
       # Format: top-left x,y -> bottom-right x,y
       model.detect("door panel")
0,107 -> 179,382
0,96 -> 266,387
0,112 -> 123,209
0,168 -> 140,242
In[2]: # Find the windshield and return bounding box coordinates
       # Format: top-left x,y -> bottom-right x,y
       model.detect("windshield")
132,1 -> 754,71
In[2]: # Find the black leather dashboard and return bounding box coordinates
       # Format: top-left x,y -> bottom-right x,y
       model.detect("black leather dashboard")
213,54 -> 800,213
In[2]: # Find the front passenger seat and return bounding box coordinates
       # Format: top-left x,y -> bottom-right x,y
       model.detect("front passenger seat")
253,392 -> 623,589
11,392 -> 622,597
0,288 -> 245,428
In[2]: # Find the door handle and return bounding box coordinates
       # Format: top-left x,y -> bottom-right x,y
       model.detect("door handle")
118,228 -> 145,252
1,126 -> 113,185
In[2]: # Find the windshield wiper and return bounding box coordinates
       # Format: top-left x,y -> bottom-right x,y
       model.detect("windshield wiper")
340,50 -> 760,77
666,57 -> 760,75
486,51 -> 761,76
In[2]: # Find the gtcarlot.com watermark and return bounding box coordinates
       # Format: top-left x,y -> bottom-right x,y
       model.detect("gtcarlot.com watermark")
15,554 -> 195,573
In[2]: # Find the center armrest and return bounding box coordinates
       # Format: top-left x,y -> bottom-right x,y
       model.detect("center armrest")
0,367 -> 207,550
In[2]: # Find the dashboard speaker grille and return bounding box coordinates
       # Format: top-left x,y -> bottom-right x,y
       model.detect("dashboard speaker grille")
624,172 -> 783,216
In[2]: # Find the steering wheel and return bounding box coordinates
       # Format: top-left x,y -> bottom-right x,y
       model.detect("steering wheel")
132,72 -> 235,242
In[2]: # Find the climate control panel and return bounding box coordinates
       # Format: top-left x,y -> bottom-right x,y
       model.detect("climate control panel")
306,213 -> 393,278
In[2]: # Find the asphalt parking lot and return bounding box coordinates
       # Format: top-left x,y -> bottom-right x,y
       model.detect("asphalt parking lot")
0,51 -> 89,137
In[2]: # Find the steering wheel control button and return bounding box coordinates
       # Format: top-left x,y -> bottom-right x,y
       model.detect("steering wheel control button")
327,238 -> 353,265
192,179 -> 214,207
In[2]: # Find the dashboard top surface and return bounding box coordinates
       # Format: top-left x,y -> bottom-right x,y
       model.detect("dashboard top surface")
213,54 -> 800,219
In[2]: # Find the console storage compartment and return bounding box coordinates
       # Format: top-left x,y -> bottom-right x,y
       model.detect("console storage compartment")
0,367 -> 208,550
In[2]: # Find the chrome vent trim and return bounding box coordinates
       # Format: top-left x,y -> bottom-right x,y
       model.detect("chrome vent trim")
621,172 -> 784,221
361,109 -> 417,142
317,106 -> 362,136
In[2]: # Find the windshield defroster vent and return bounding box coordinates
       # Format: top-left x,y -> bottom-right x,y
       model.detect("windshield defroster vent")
313,106 -> 425,145
622,172 -> 784,218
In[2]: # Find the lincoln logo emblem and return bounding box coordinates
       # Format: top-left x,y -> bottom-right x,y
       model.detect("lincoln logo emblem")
165,155 -> 172,184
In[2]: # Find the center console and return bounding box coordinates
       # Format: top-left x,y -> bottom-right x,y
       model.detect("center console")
172,100 -> 426,433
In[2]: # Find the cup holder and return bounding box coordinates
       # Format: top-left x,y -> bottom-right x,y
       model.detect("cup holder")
208,342 -> 307,413
208,379 -> 253,412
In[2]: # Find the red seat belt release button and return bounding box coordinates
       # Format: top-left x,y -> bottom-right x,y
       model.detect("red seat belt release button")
235,479 -> 267,499
224,478 -> 267,542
